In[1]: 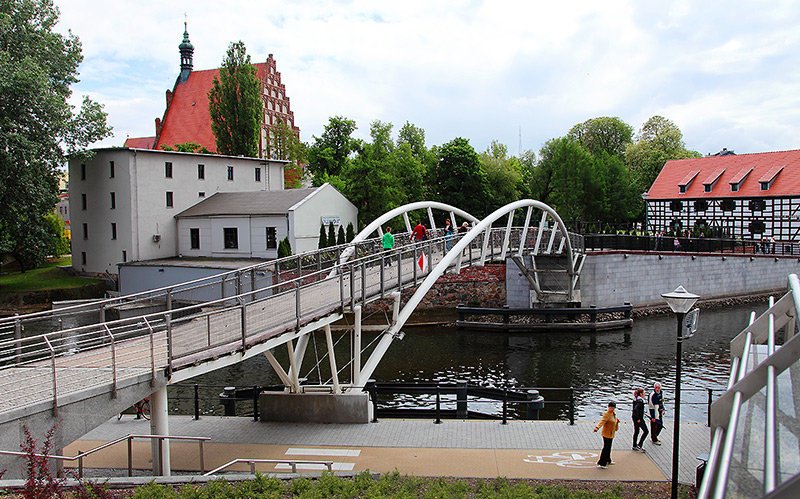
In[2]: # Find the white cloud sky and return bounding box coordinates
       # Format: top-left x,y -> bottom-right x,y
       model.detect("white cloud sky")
56,0 -> 800,156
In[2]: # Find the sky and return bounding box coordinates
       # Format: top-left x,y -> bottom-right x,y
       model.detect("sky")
56,0 -> 800,157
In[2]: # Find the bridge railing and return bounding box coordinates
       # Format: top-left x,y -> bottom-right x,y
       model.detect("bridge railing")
584,233 -> 798,255
699,275 -> 800,498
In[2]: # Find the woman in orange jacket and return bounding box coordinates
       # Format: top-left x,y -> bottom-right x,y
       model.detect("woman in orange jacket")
593,401 -> 620,468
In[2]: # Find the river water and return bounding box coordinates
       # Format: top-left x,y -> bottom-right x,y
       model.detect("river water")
177,300 -> 768,423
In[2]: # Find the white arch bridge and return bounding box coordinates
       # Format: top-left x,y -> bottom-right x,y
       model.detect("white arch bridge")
0,200 -> 584,476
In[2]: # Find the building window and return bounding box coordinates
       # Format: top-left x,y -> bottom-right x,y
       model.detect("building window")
110,192 -> 116,209
81,164 -> 86,180
109,161 -> 115,178
166,191 -> 173,208
122,250 -> 126,262
198,164 -> 205,179
693,200 -> 708,212
760,181 -> 770,191
749,199 -> 766,211
81,251 -> 86,265
227,166 -> 234,181
749,220 -> 766,234
81,193 -> 87,210
266,227 -> 277,249
669,200 -> 683,212
111,223 -> 117,240
255,167 -> 261,182
199,192 -> 205,198
223,227 -> 238,249
82,223 -> 88,240
721,199 -> 736,212
731,184 -> 740,192
190,228 -> 200,249
165,162 -> 173,178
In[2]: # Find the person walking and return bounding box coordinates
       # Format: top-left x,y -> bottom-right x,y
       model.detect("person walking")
649,382 -> 665,445
632,388 -> 649,451
381,226 -> 395,266
593,401 -> 620,468
411,222 -> 427,242
444,219 -> 454,250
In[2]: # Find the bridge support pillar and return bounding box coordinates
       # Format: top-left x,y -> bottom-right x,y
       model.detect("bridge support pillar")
150,386 -> 171,476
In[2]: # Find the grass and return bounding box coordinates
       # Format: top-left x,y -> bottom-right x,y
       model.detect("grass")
0,256 -> 100,293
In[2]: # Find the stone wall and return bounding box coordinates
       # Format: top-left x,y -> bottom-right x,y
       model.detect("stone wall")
507,251 -> 800,308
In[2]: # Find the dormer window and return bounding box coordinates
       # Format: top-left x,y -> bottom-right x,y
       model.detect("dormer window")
729,167 -> 752,192
758,165 -> 784,191
702,168 -> 726,193
678,170 -> 700,194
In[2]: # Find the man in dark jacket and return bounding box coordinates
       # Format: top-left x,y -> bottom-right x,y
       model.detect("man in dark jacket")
632,388 -> 648,451
649,382 -> 665,445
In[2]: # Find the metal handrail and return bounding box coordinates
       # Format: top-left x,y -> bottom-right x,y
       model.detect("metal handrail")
0,434 -> 209,478
699,274 -> 800,498
204,458 -> 333,475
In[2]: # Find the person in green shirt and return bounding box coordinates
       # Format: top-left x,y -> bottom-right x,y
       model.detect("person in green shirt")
382,226 -> 395,266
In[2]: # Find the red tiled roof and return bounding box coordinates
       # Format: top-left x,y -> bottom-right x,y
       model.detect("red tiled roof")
758,164 -> 784,183
729,167 -> 753,185
124,136 -> 155,148
701,168 -> 726,187
154,63 -> 270,153
647,150 -> 800,200
678,170 -> 699,188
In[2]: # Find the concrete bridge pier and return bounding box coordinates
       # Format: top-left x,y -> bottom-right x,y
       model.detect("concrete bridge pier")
149,386 -> 170,476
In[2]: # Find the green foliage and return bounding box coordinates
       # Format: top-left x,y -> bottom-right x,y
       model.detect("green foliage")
317,224 -> 327,249
268,117 -> 306,189
327,222 -> 336,248
480,140 -> 525,214
625,115 -> 700,194
159,142 -> 212,154
428,137 -> 490,217
277,237 -> 292,258
530,137 -> 600,221
0,257 -> 100,293
307,115 -> 358,180
568,116 -> 633,157
345,222 -> 355,242
208,41 -> 262,157
0,0 -> 111,272
337,225 -> 346,246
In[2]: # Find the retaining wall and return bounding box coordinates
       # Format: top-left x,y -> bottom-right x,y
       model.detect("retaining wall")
507,251 -> 800,308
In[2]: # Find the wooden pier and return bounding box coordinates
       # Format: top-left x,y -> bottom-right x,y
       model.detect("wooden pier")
455,304 -> 633,332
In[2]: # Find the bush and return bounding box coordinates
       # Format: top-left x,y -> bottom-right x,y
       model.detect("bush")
318,224 -> 327,249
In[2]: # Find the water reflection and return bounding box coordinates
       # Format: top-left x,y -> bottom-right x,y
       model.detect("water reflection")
185,301 -> 767,422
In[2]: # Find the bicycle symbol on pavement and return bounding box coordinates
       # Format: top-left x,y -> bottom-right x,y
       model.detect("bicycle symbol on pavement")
523,451 -> 599,468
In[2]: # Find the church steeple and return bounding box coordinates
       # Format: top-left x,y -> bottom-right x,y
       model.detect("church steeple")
178,20 -> 194,83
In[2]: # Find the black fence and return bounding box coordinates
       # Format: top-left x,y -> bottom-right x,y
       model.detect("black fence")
584,233 -> 800,256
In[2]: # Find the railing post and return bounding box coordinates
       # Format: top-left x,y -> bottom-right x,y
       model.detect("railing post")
77,450 -> 83,478
194,383 -> 200,420
435,384 -> 442,424
360,263 -> 366,303
104,325 -> 117,398
349,264 -> 355,308
127,437 -> 133,477
14,315 -> 21,363
166,290 -> 173,376
569,387 -> 575,425
380,255 -> 385,299
413,247 -> 418,285
240,299 -> 247,349
502,388 -> 508,424
144,317 -> 155,387
199,440 -> 205,474
295,282 -> 301,332
456,380 -> 468,419
253,385 -> 259,422
339,266 -> 345,314
707,388 -> 712,427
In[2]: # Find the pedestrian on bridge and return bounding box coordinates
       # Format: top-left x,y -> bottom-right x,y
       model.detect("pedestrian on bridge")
649,382 -> 665,445
594,401 -> 620,468
444,219 -> 454,250
382,226 -> 395,266
632,388 -> 649,451
412,222 -> 427,242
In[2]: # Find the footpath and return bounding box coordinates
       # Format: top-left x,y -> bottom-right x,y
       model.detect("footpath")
63,416 -> 710,484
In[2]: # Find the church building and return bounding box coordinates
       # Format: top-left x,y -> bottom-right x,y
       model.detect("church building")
124,24 -> 301,185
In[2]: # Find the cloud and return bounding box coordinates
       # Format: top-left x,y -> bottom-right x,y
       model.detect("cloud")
55,0 -> 800,154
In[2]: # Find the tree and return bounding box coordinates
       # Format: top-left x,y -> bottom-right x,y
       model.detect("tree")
318,224 -> 327,249
625,115 -> 700,194
0,0 -> 111,271
427,137 -> 489,217
480,141 -> 525,213
268,117 -> 306,188
337,226 -> 345,246
345,222 -> 355,242
327,222 -> 336,248
208,41 -> 262,157
159,142 -> 212,154
568,117 -> 633,157
307,116 -> 358,181
277,237 -> 292,258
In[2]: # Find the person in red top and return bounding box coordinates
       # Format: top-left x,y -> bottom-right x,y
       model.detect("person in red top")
411,222 -> 427,242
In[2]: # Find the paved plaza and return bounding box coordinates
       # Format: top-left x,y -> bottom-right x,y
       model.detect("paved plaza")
63,416 -> 710,484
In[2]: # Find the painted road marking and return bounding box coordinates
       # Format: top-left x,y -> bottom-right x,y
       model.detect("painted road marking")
285,447 -> 361,457
523,451 -> 599,468
275,462 -> 356,471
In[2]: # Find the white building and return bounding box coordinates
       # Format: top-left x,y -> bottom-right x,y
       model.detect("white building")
68,147 -> 286,275
175,184 -> 357,258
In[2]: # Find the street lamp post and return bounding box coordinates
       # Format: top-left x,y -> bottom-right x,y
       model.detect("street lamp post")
662,285 -> 699,499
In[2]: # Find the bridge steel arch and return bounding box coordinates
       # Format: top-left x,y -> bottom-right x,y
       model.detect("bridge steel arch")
356,199 -> 581,384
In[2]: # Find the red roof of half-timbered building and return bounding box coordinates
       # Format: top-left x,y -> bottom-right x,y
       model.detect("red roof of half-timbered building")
647,150 -> 800,200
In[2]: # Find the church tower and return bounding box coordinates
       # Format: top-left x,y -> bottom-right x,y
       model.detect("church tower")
178,22 -> 193,83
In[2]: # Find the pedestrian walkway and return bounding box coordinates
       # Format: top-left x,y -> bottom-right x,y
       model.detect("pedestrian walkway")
64,417 -> 710,484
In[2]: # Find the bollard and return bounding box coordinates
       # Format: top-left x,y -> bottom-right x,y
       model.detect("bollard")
568,388 -> 575,425
252,385 -> 260,421
526,390 -> 545,420
456,380 -> 468,419
219,386 -> 236,416
502,389 -> 508,425
365,379 -> 378,422
707,388 -> 713,427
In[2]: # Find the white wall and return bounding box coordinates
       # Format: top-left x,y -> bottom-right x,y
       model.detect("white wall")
290,184 -> 358,254
69,148 -> 287,274
177,215 -> 288,259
